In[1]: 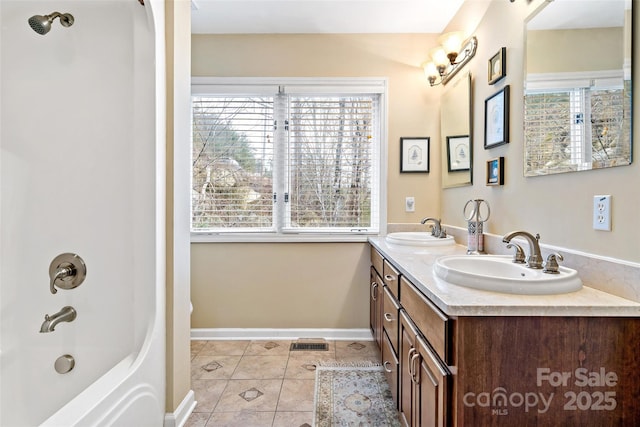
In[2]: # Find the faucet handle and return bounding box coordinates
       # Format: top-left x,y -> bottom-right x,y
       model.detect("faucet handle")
506,243 -> 526,264
49,253 -> 86,294
543,253 -> 564,274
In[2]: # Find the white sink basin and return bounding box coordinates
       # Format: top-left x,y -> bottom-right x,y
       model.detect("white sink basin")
385,232 -> 456,247
433,255 -> 582,295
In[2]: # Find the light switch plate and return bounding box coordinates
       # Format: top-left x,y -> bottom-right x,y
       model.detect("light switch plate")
593,195 -> 611,231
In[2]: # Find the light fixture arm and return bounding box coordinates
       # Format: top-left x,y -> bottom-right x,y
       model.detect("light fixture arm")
441,36 -> 477,85
424,36 -> 478,87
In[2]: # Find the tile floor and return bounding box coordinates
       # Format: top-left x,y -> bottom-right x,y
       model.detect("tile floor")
186,339 -> 381,427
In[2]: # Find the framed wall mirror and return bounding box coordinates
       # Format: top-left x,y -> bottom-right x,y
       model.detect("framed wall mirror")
441,72 -> 472,188
524,0 -> 632,177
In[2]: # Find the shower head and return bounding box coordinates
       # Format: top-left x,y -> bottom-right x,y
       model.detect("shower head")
28,12 -> 74,35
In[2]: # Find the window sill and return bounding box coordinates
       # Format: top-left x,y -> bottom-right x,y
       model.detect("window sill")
190,232 -> 375,244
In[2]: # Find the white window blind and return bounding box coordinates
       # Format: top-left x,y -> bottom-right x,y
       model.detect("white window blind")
524,71 -> 626,172
191,96 -> 275,231
190,79 -> 384,238
286,95 -> 378,231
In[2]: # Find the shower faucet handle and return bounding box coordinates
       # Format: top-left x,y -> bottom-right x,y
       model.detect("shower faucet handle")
49,253 -> 86,294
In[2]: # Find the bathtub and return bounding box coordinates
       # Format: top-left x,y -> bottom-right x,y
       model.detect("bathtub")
0,1 -> 165,426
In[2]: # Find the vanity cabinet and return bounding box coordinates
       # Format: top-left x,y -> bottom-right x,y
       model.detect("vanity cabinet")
370,245 -> 640,426
373,247 -> 451,426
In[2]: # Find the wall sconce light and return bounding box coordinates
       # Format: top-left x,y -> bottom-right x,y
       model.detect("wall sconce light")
423,34 -> 478,86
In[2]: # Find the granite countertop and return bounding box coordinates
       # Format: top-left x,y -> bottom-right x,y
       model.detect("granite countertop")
369,236 -> 640,317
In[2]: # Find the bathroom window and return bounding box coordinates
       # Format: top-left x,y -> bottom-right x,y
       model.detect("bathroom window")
191,78 -> 386,241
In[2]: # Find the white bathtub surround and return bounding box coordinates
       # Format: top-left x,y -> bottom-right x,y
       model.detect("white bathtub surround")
0,1 -> 166,425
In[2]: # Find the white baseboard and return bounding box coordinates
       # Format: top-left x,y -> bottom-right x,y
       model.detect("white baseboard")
164,390 -> 196,427
191,328 -> 373,341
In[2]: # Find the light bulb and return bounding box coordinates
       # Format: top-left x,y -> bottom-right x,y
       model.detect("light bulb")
431,47 -> 449,67
441,32 -> 463,57
423,62 -> 438,78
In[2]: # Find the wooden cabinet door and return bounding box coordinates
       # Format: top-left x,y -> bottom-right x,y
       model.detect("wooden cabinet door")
399,310 -> 419,427
382,331 -> 400,408
369,267 -> 383,348
415,335 -> 450,427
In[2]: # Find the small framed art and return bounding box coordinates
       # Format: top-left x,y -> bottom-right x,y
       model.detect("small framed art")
488,47 -> 506,85
486,157 -> 504,186
484,85 -> 510,149
400,137 -> 430,173
446,135 -> 470,172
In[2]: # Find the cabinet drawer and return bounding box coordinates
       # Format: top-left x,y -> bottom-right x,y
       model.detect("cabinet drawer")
383,260 -> 400,299
382,331 -> 399,408
383,286 -> 400,355
400,276 -> 450,364
371,246 -> 384,277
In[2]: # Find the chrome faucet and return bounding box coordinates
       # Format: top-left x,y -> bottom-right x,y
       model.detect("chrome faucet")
40,306 -> 77,333
420,217 -> 446,238
502,231 -> 543,269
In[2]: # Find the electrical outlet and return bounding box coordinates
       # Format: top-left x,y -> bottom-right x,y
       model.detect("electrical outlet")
593,195 -> 611,231
405,197 -> 415,212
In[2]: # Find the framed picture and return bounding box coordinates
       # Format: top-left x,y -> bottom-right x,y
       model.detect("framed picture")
488,47 -> 506,85
446,135 -> 470,172
484,85 -> 510,149
486,157 -> 505,186
400,137 -> 430,173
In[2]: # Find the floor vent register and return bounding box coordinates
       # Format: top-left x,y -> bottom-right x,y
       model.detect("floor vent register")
290,342 -> 329,351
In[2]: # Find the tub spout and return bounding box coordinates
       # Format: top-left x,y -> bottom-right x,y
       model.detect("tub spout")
40,306 -> 76,333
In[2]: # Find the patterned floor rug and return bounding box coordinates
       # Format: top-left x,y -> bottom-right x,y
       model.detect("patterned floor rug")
313,362 -> 401,426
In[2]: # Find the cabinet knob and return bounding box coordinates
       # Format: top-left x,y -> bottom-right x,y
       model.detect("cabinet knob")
384,274 -> 396,282
383,361 -> 393,373
384,312 -> 395,322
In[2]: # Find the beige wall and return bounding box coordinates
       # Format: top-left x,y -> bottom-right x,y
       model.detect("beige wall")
527,28 -> 622,74
441,0 -> 640,263
191,243 -> 370,328
191,34 -> 443,328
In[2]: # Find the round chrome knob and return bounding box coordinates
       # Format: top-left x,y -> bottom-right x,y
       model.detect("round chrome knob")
54,354 -> 75,374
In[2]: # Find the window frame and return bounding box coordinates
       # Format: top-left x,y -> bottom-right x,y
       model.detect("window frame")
190,77 -> 388,243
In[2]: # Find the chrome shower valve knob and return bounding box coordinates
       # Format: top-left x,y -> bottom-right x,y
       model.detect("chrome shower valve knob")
49,253 -> 86,294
